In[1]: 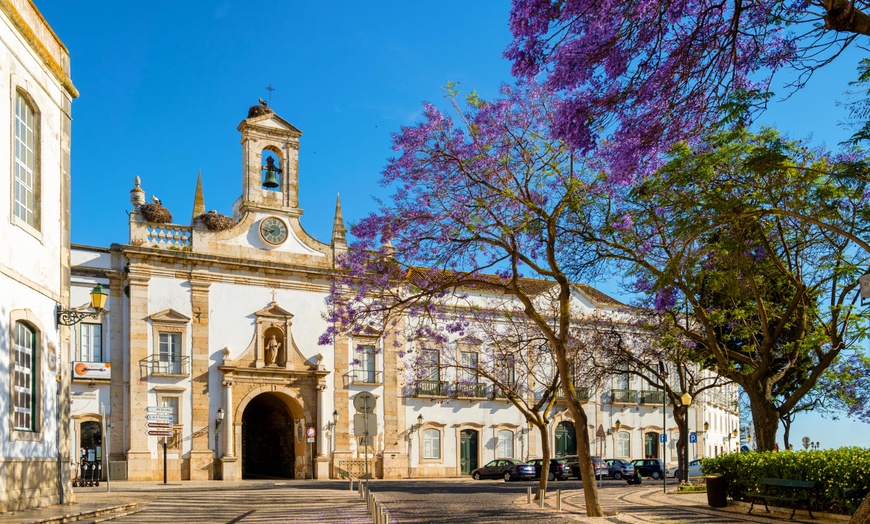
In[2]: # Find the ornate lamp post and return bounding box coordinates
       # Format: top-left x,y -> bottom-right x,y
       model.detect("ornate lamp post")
56,284 -> 108,326
680,392 -> 692,483
408,414 -> 424,478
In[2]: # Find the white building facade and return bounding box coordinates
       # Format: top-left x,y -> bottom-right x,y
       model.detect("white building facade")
0,0 -> 77,511
69,105 -> 740,482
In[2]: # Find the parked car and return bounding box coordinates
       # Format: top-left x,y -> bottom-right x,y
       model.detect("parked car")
528,458 -> 572,481
668,459 -> 703,480
603,458 -> 635,480
561,455 -> 608,479
630,458 -> 665,479
471,459 -> 536,481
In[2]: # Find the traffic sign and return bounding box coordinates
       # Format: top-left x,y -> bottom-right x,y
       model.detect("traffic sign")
306,427 -> 316,438
660,434 -> 667,443
147,406 -> 174,414
147,430 -> 173,436
147,422 -> 172,428
353,392 -> 376,413
146,414 -> 173,422
689,432 -> 697,444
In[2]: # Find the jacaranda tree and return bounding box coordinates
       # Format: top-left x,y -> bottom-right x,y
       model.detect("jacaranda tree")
506,0 -> 869,181
323,83 -> 620,516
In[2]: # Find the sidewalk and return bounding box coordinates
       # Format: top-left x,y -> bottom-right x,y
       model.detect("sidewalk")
0,480 -> 285,524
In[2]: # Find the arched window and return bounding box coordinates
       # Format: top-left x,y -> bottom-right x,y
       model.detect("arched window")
13,92 -> 39,228
497,429 -> 514,458
616,431 -> 630,458
13,322 -> 36,431
422,428 -> 441,459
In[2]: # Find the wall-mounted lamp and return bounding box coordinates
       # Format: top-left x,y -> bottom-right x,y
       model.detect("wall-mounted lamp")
703,421 -> 709,434
214,407 -> 225,454
327,409 -> 339,430
57,284 -> 108,326
614,419 -> 621,432
410,414 -> 424,434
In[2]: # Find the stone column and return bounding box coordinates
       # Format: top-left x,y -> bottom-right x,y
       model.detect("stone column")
220,378 -> 238,480
188,276 -> 212,480
107,273 -> 126,476
125,269 -> 152,480
315,383 -> 330,478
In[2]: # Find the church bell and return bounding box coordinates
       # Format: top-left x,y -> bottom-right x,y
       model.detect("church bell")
262,156 -> 281,189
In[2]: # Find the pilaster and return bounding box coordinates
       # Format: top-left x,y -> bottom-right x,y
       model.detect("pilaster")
125,269 -> 151,480
189,275 -> 212,480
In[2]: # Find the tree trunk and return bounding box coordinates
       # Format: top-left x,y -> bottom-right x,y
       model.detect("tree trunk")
744,384 -> 781,452
675,406 -> 688,481
570,402 -> 603,516
850,493 -> 870,524
535,424 -> 550,499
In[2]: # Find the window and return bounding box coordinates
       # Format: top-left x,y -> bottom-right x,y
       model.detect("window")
158,332 -> 181,374
459,351 -> 478,395
79,323 -> 102,362
356,345 -> 376,383
616,431 -> 630,458
13,92 -> 38,228
416,349 -> 442,396
422,428 -> 441,459
157,395 -> 180,448
614,364 -> 630,389
497,429 -> 514,458
12,322 -> 36,431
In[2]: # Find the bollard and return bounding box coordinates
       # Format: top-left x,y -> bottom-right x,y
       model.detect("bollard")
557,489 -> 561,511
527,486 -> 532,504
372,500 -> 379,523
538,487 -> 546,508
349,476 -> 354,491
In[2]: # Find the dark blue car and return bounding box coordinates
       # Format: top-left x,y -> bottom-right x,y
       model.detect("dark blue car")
471,459 -> 536,481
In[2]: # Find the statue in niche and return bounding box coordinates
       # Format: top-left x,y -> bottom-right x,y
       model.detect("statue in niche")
265,334 -> 282,366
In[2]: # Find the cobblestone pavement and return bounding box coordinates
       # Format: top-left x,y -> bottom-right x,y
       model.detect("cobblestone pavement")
0,478 -> 851,524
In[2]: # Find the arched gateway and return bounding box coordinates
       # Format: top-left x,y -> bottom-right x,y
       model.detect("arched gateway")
242,393 -> 296,479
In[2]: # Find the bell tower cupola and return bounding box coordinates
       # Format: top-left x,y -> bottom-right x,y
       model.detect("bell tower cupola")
237,101 -> 303,217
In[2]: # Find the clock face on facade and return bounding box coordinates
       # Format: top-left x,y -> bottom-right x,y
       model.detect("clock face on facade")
260,217 -> 288,245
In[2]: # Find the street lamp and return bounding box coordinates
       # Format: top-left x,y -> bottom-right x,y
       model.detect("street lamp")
327,410 -> 339,458
214,408 -> 224,456
681,392 -> 692,483
57,284 -> 108,326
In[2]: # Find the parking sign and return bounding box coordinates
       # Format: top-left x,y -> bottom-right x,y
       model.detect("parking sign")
660,434 -> 667,443
689,432 -> 697,443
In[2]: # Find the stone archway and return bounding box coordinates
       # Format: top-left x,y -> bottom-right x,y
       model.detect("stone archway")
241,393 -> 297,479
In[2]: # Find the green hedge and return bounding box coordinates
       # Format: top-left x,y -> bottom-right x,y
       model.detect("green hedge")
701,447 -> 870,515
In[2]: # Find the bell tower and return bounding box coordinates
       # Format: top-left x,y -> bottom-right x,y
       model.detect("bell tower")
236,102 -> 303,217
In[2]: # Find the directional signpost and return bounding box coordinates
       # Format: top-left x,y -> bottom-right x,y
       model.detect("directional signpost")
146,406 -> 174,484
353,392 -> 376,481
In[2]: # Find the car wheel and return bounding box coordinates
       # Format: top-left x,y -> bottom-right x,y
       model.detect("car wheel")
613,472 -> 623,480
674,470 -> 682,480
547,472 -> 555,481
472,472 -> 481,480
651,471 -> 661,480
504,472 -> 512,482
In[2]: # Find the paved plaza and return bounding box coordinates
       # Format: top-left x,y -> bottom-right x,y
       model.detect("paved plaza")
0,478 -> 851,524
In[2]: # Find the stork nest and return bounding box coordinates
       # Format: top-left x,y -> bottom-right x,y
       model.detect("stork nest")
139,203 -> 172,223
196,211 -> 235,231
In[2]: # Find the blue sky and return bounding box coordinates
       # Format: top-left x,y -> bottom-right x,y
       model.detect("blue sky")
36,1 -> 868,450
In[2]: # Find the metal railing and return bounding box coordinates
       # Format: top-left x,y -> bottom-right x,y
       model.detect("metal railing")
139,354 -> 190,377
454,383 -> 489,399
639,390 -> 665,404
414,380 -> 445,397
555,386 -> 591,402
345,370 -> 383,385
611,388 -> 638,404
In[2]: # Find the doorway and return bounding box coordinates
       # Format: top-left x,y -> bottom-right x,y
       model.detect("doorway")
555,421 -> 577,457
242,393 -> 295,479
644,431 -> 660,458
459,429 -> 478,475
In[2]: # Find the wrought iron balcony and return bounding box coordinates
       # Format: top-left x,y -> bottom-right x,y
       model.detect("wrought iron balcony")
639,390 -> 665,404
555,386 -> 590,402
610,388 -> 638,404
345,369 -> 383,385
414,380 -> 445,397
454,382 -> 489,399
139,354 -> 190,377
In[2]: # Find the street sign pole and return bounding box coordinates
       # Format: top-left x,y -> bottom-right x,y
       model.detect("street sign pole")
163,436 -> 167,485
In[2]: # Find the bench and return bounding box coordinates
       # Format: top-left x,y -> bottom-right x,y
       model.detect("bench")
748,478 -> 820,520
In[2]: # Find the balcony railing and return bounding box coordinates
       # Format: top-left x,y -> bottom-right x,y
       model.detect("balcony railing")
611,388 -> 638,404
639,390 -> 665,404
345,369 -> 383,385
555,386 -> 590,403
414,380 -> 445,397
454,383 -> 489,399
139,354 -> 190,377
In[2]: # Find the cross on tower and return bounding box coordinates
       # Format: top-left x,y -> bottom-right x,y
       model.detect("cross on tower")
265,84 -> 275,106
